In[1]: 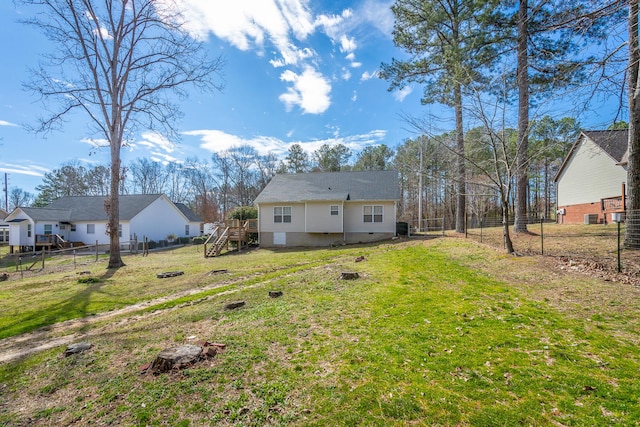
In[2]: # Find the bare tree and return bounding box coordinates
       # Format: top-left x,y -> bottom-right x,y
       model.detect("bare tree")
22,0 -> 223,268
8,188 -> 35,211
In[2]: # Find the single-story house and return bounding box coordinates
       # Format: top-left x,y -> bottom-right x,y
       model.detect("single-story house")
554,129 -> 628,224
254,170 -> 400,247
5,194 -> 201,252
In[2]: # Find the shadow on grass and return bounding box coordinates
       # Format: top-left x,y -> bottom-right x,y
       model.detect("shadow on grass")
0,266 -> 124,340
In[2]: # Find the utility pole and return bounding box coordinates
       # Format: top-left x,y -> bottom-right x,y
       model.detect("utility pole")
3,173 -> 7,211
418,140 -> 423,232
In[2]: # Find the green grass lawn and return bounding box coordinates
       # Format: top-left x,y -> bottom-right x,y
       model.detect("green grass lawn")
1,239 -> 639,425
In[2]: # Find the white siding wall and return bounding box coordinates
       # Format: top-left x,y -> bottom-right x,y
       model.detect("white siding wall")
258,203 -> 306,233
69,221 -> 111,245
343,201 -> 396,233
557,137 -> 627,206
129,196 -> 191,242
7,211 -> 33,247
305,201 -> 343,233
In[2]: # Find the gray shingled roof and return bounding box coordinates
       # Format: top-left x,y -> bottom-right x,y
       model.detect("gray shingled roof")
583,129 -> 628,162
45,194 -> 164,221
254,171 -> 400,204
175,203 -> 202,222
20,207 -> 72,222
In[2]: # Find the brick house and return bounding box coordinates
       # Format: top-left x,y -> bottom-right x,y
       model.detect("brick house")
554,129 -> 628,224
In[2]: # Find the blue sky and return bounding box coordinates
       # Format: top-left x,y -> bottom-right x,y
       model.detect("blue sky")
0,0 -> 624,198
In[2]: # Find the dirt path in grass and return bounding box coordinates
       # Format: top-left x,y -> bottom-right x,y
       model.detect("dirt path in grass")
0,277 -> 258,364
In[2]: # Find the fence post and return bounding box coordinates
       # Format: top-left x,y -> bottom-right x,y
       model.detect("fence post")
95,240 -> 99,262
480,219 -> 483,243
540,218 -> 544,256
618,220 -> 622,273
41,250 -> 45,269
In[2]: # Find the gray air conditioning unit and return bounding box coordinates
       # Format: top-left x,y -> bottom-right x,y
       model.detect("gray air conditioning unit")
584,214 -> 599,225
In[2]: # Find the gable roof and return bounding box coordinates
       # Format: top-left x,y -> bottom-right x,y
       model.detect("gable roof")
44,194 -> 165,221
554,129 -> 628,182
254,170 -> 400,204
175,203 -> 202,222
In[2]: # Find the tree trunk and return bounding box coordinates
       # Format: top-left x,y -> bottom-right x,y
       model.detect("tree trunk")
626,0 -> 640,248
454,84 -> 466,233
108,135 -> 124,269
502,198 -> 515,253
515,0 -> 529,232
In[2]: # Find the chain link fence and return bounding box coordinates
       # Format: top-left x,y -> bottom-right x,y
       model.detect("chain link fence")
462,209 -> 640,276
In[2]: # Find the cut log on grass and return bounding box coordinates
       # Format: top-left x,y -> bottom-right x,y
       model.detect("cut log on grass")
0,273 -> 8,282
224,301 -> 246,310
207,269 -> 228,275
157,271 -> 184,278
150,344 -> 203,373
64,342 -> 92,357
269,291 -> 283,298
340,272 -> 359,280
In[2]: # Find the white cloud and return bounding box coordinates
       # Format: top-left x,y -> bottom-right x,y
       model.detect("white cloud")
0,162 -> 49,177
279,67 -> 331,114
355,0 -> 395,37
393,86 -> 413,102
184,129 -> 288,156
350,61 -> 362,68
361,70 -> 380,81
80,137 -> 109,148
137,131 -> 176,154
184,128 -> 388,158
351,91 -> 357,102
0,120 -> 18,127
339,34 -> 357,53
341,67 -> 352,80
163,0 -> 323,68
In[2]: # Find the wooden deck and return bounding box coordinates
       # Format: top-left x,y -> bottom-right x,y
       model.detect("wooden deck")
203,219 -> 257,258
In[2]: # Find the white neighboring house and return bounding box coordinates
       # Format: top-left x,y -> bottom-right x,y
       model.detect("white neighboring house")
254,170 -> 400,248
554,129 -> 628,224
0,208 -> 8,245
5,194 -> 201,252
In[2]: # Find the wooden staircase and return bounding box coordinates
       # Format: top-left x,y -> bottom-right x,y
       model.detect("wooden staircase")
204,219 -> 257,258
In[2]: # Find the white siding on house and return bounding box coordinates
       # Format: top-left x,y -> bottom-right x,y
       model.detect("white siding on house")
557,137 -> 627,206
258,203 -> 306,233
69,221 -> 111,245
305,201 -> 343,233
128,196 -> 191,242
343,201 -> 396,233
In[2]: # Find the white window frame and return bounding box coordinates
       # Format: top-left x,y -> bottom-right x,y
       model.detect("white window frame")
363,205 -> 383,223
185,224 -> 190,236
330,205 -> 339,216
274,206 -> 292,223
44,224 -> 53,235
87,224 -> 95,234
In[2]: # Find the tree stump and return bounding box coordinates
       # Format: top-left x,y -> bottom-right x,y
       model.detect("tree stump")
64,342 -> 92,357
157,271 -> 184,278
268,291 -> 283,298
224,301 -> 246,310
0,273 -> 8,282
340,272 -> 359,280
355,256 -> 365,262
149,344 -> 203,373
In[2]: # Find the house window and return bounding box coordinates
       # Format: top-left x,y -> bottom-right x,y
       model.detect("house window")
274,206 -> 292,223
27,224 -> 32,238
44,224 -> 52,235
363,205 -> 383,223
87,224 -> 95,234
71,224 -> 76,232
185,225 -> 190,236
118,224 -> 122,238
59,224 -> 66,230
330,205 -> 339,216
